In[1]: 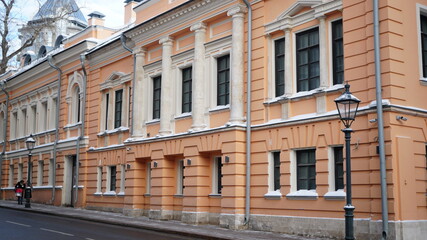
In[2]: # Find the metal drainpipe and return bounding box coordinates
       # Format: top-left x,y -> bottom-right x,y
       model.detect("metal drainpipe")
47,55 -> 62,205
73,54 -> 88,207
0,80 -> 10,191
373,0 -> 389,238
242,0 -> 252,225
121,33 -> 136,136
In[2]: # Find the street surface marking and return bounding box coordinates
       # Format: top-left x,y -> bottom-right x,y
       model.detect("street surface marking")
6,221 -> 31,227
40,228 -> 74,236
85,238 -> 95,240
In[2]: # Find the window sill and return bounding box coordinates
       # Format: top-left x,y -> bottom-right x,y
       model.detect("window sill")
146,119 -> 160,125
264,190 -> 282,200
175,112 -> 192,120
209,105 -> 230,113
93,192 -> 103,196
97,126 -> 129,137
117,191 -> 125,196
144,193 -> 151,197
64,122 -> 82,130
103,191 -> 117,196
324,190 -> 345,200
174,194 -> 184,198
208,194 -> 222,198
420,78 -> 427,86
286,190 -> 318,200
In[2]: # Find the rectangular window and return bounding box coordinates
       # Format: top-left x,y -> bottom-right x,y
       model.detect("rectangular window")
275,38 -> 285,97
31,105 -> 37,133
296,28 -> 320,92
42,102 -> 48,131
119,164 -> 126,194
12,112 -> 18,139
296,149 -> 316,190
22,109 -> 27,136
48,159 -> 54,186
114,90 -> 123,128
332,20 -> 344,85
146,162 -> 151,194
109,166 -> 117,192
273,152 -> 281,191
8,164 -> 14,187
177,160 -> 185,195
37,160 -> 44,186
50,98 -> 57,129
96,166 -> 102,193
217,55 -> 230,106
421,15 -> 427,77
333,147 -> 344,190
213,157 -> 223,194
18,163 -> 23,182
182,67 -> 192,113
153,76 -> 162,119
105,93 -> 109,130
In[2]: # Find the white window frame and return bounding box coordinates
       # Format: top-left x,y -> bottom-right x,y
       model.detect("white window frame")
30,104 -> 37,134
18,163 -> 23,182
40,100 -> 48,131
417,4 -> 427,82
329,17 -> 344,86
172,50 -> 193,117
268,36 -> 286,100
48,158 -> 54,186
37,160 -> 44,186
144,62 -> 162,122
95,166 -> 102,195
11,111 -> 18,139
65,71 -> 84,125
211,156 -> 222,195
265,151 -> 282,199
176,160 -> 185,195
324,146 -> 346,200
206,36 -> 231,110
286,149 -> 318,199
8,164 -> 14,187
146,162 -> 151,195
118,164 -> 126,195
105,165 -> 116,194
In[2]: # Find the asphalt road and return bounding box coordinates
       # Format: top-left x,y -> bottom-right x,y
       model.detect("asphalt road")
0,208 -> 202,240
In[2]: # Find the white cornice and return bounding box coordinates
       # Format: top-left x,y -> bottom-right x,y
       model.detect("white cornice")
125,0 -> 235,45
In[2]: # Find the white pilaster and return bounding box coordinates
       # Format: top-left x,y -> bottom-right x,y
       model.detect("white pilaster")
284,28 -> 293,96
190,22 -> 207,131
159,36 -> 174,136
132,47 -> 147,137
318,16 -> 328,88
227,4 -> 247,125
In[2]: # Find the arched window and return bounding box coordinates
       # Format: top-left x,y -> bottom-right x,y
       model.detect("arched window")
66,71 -> 83,125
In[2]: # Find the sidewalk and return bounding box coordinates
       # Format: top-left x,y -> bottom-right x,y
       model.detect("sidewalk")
0,200 -> 331,240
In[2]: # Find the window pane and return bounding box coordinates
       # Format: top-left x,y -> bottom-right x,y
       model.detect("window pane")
217,55 -> 230,106
297,28 -> 319,92
297,149 -> 316,190
114,90 -> 123,128
332,20 -> 344,84
153,76 -> 161,119
275,38 -> 285,97
182,67 -> 192,113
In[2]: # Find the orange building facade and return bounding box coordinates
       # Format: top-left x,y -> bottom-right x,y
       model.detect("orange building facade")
1,0 -> 426,239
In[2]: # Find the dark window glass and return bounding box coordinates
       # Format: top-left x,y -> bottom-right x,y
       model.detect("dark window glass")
296,28 -> 320,92
421,15 -> 427,77
179,160 -> 185,193
153,76 -> 162,119
273,152 -> 281,191
297,149 -> 316,190
216,157 -> 223,194
114,90 -> 123,128
334,147 -> 344,190
217,55 -> 230,106
105,93 -> 109,130
182,67 -> 192,113
332,20 -> 344,85
110,166 -> 117,191
275,38 -> 285,96
76,87 -> 81,122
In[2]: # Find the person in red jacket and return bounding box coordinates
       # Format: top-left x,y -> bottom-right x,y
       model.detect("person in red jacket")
14,180 -> 25,205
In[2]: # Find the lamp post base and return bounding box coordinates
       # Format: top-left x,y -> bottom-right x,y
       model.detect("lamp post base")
344,204 -> 355,240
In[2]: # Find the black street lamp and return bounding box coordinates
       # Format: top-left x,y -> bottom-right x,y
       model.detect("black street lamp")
25,134 -> 35,208
335,84 -> 360,240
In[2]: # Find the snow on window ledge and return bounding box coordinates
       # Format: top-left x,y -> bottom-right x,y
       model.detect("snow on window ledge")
324,189 -> 346,200
264,190 -> 282,200
286,190 -> 318,200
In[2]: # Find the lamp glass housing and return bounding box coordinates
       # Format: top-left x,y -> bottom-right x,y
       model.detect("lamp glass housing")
26,134 -> 36,151
335,84 -> 361,128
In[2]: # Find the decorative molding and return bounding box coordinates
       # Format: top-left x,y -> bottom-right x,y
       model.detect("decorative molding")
265,0 -> 342,35
126,0 -> 235,44
99,72 -> 132,91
